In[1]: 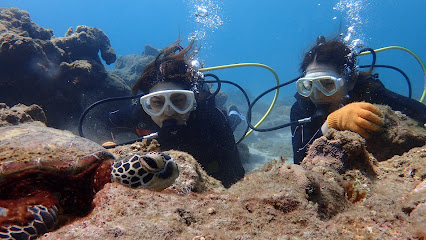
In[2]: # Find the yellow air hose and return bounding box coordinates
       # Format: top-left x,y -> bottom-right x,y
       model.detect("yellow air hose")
360,46 -> 426,103
199,63 -> 280,139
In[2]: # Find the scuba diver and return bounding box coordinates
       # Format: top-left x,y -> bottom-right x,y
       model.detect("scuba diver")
291,36 -> 426,164
105,40 -> 245,187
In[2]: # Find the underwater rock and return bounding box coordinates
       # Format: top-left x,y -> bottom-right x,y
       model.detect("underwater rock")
408,202 -> 426,237
143,44 -> 161,56
0,7 -> 131,130
277,163 -> 350,219
52,25 -> 116,65
166,150 -> 225,193
110,45 -> 161,86
0,7 -> 53,40
367,105 -> 426,161
0,103 -> 47,127
402,180 -> 426,216
39,160 -> 320,240
20,138 -> 425,239
301,129 -> 376,174
302,105 -> 426,173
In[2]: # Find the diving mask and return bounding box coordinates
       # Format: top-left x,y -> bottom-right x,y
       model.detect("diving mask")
296,71 -> 344,97
140,89 -> 196,117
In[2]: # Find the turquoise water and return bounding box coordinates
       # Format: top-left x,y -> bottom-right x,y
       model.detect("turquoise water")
2,0 -> 425,101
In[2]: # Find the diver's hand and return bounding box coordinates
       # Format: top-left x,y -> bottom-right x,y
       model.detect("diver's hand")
326,102 -> 384,139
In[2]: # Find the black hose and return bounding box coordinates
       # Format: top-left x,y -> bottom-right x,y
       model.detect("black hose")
78,94 -> 143,138
203,73 -> 221,101
358,48 -> 376,72
204,79 -> 251,144
359,64 -> 412,98
246,75 -> 302,132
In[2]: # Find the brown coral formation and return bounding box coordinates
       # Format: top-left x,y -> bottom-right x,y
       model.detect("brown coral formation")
1,7 -> 425,240
34,103 -> 425,239
368,105 -> 426,161
0,101 -> 421,239
0,7 -> 131,129
110,44 -> 161,86
301,129 -> 376,176
39,143 -> 426,239
54,25 -> 116,65
0,103 -> 46,127
301,104 -> 426,174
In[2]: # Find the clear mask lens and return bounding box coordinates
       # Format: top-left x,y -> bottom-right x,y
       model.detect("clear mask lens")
140,90 -> 195,117
296,75 -> 343,97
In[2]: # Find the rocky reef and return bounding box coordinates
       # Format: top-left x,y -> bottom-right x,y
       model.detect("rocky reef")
110,45 -> 161,87
1,6 -> 425,239
0,103 -> 46,127
18,102 -> 420,239
0,7 -> 131,129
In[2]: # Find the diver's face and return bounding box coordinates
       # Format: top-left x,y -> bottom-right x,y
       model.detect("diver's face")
147,82 -> 193,128
305,62 -> 348,105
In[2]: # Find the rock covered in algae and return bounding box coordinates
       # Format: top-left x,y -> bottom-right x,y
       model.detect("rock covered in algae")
0,7 -> 131,129
0,103 -> 46,127
5,103 -> 420,239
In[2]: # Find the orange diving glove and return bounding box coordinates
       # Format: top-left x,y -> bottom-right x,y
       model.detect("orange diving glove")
326,102 -> 384,139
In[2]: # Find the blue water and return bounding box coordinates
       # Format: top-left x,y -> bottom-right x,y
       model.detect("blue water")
2,0 -> 426,101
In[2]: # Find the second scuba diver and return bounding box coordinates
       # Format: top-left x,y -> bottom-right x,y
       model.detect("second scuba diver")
106,40 -> 245,187
291,36 -> 426,164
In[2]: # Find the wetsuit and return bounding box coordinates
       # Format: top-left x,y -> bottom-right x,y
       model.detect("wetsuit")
291,74 -> 426,164
109,100 -> 245,188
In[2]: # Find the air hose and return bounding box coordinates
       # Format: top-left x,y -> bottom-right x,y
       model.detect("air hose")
360,46 -> 426,103
199,63 -> 280,139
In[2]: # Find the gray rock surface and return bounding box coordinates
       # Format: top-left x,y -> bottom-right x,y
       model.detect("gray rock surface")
0,7 -> 131,130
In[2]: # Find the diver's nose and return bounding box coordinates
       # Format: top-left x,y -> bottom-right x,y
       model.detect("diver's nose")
312,88 -> 327,101
164,105 -> 175,116
312,88 -> 320,99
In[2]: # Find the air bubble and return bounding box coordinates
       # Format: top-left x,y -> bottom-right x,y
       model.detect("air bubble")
191,59 -> 201,70
196,7 -> 208,17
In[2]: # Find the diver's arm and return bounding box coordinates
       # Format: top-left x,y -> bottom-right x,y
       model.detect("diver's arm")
375,86 -> 426,123
290,99 -> 324,164
210,107 -> 245,186
353,75 -> 426,123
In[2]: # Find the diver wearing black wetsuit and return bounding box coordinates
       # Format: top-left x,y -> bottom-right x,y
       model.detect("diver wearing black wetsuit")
291,74 -> 426,164
109,98 -> 245,188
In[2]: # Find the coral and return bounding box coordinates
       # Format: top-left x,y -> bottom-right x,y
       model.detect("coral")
0,7 -> 53,40
402,180 -> 426,215
302,128 -> 376,175
52,25 -> 116,65
110,45 -> 160,86
0,7 -> 131,129
14,140 -> 422,239
367,105 -> 426,161
0,103 -> 46,127
165,150 -> 225,193
302,105 -> 426,173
